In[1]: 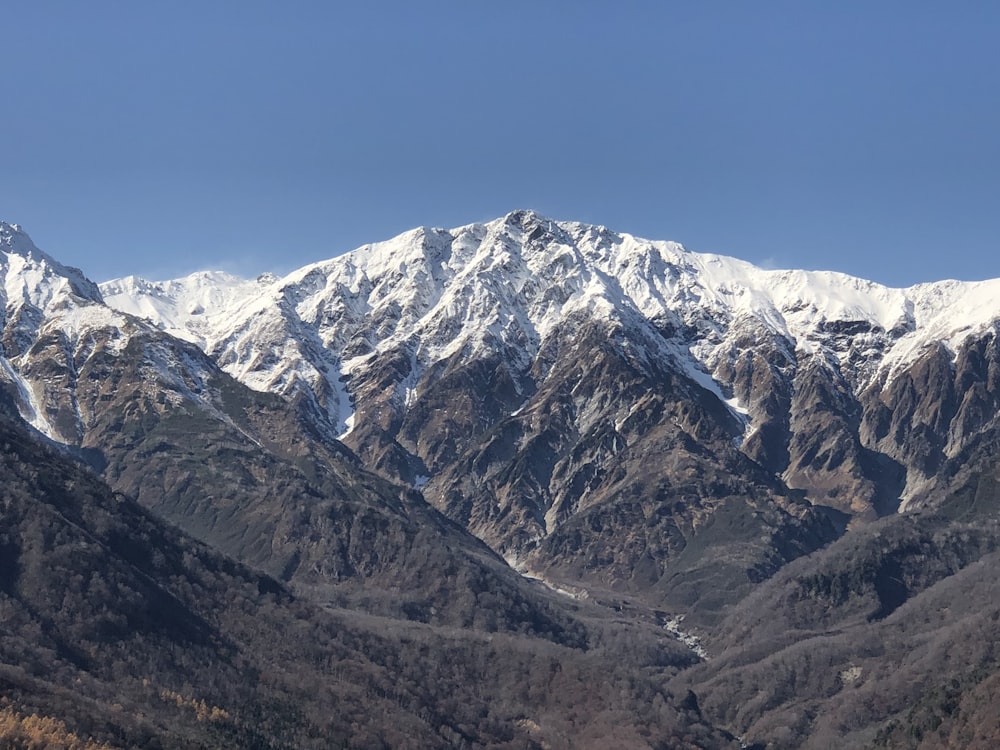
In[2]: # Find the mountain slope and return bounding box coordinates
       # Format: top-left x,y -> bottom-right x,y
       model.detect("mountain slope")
673,504 -> 1000,749
0,389 -> 737,750
10,212 -> 1000,748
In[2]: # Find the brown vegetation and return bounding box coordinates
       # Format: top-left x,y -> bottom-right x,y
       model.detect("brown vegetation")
0,702 -> 118,750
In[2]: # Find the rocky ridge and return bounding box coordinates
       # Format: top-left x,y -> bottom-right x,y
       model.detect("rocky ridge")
99,212 -> 1000,617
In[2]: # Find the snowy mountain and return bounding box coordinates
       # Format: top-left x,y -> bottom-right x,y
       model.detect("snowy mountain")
9,214 -> 1000,748
100,212 -> 1000,428
85,209 -> 994,620
100,210 -> 1000,516
0,222 -> 130,440
10,211 -> 1000,617
0,225 -> 732,750
0,221 -> 594,635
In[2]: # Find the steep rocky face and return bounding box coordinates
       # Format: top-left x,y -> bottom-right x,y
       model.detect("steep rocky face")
871,327 -> 1000,514
710,322 -> 796,474
420,314 -> 834,623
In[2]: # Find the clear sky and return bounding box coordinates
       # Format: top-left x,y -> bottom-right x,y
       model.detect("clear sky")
3,2 -> 999,286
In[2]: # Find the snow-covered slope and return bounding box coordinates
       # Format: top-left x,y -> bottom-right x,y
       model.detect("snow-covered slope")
1,222 -> 103,310
0,222 -> 261,445
99,210 -> 1000,433
99,271 -> 268,345
0,222 -> 131,437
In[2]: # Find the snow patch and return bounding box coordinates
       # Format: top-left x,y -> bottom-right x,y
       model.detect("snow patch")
519,571 -> 589,600
0,360 -> 56,440
510,399 -> 530,417
662,614 -> 708,660
338,412 -> 356,440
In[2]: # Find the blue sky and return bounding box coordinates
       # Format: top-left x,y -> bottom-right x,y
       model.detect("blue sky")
3,2 -> 999,286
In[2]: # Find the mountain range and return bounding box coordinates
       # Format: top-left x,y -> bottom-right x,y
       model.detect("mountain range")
3,212 -> 1000,748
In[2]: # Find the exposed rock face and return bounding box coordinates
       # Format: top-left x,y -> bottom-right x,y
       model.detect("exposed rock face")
418,315 -> 833,623
870,328 -> 1000,512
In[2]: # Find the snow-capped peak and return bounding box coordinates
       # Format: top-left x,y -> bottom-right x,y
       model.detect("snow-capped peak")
1,222 -> 104,309
0,223 -> 133,440
96,213 -> 1000,441
100,270 -> 268,346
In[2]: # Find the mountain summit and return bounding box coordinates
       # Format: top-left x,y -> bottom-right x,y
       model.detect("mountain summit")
1,221 -> 103,308
101,210 -> 1000,517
